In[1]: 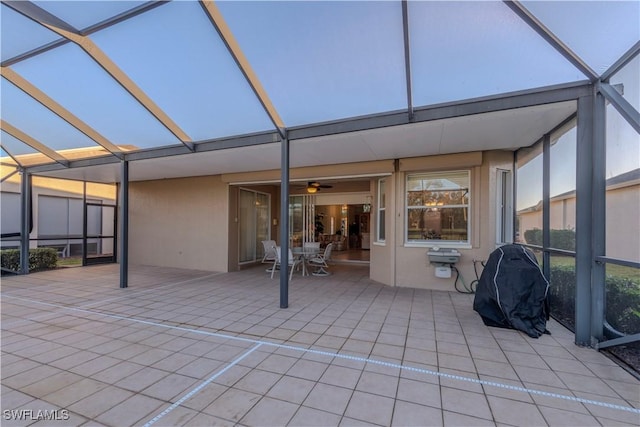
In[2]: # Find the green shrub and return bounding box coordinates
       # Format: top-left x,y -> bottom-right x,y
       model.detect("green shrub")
604,275 -> 640,333
524,228 -> 575,251
550,229 -> 576,251
549,264 -> 640,334
549,264 -> 577,329
1,248 -> 58,273
1,249 -> 20,273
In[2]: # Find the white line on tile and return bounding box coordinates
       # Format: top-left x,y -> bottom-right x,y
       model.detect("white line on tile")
78,271 -> 224,308
4,294 -> 639,415
1,272 -> 223,327
143,342 -> 263,427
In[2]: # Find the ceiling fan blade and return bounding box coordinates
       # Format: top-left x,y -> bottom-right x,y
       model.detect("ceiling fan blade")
308,181 -> 332,189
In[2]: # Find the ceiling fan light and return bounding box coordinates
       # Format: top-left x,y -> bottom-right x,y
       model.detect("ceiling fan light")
306,186 -> 318,193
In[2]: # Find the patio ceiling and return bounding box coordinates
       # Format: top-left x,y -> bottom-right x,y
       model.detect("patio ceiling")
1,1 -> 638,182
32,99 -> 578,183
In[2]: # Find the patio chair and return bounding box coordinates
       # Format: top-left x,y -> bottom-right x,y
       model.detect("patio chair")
271,246 -> 301,280
309,242 -> 333,276
261,240 -> 277,264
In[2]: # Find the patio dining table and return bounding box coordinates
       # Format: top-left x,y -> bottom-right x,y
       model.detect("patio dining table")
291,247 -> 322,276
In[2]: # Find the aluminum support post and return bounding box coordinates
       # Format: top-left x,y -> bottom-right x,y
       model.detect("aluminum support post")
575,95 -> 595,345
119,160 -> 129,288
82,182 -> 88,265
542,133 -> 551,279
591,89 -> 607,344
19,170 -> 30,274
401,0 -> 414,121
280,136 -> 290,308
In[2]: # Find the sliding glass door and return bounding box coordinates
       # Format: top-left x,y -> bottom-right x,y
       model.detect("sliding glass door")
239,189 -> 270,263
289,195 -> 316,247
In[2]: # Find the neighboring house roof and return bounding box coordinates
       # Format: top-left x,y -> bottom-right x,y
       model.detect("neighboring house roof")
518,168 -> 640,213
606,168 -> 640,187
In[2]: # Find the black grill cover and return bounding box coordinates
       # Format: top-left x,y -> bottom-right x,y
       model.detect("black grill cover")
473,244 -> 550,338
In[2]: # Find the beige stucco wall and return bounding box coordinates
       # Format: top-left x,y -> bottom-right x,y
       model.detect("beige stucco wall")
606,184 -> 640,261
549,196 -> 576,231
518,209 -> 543,241
128,176 -> 229,272
519,182 -> 639,262
371,151 -> 515,291
370,175 -> 395,286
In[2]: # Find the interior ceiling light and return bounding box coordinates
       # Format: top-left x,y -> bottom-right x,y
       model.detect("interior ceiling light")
306,181 -> 332,193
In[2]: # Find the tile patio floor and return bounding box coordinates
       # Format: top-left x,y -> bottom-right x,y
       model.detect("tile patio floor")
1,264 -> 638,426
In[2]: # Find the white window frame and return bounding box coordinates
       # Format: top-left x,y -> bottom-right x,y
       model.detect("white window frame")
376,178 -> 386,243
405,170 -> 471,248
496,169 -> 514,246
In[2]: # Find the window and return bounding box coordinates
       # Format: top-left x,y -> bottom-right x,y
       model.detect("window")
406,171 -> 470,244
377,178 -> 386,242
1,191 -> 20,237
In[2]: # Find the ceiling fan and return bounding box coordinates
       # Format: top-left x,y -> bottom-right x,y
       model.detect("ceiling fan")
306,181 -> 333,193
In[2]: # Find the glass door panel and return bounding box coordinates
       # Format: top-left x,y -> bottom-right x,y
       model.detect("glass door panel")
239,189 -> 257,263
289,195 -> 316,247
256,192 -> 270,261
239,189 -> 270,263
83,203 -> 116,265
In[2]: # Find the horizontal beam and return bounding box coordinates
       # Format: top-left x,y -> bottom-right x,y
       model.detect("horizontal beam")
195,131 -> 280,152
25,130 -> 281,171
595,256 -> 640,270
545,247 -> 576,257
26,153 -> 118,174
124,131 -> 280,161
413,83 -> 589,121
288,110 -> 409,141
124,144 -> 191,162
23,81 -> 593,175
596,333 -> 640,350
289,81 -> 591,141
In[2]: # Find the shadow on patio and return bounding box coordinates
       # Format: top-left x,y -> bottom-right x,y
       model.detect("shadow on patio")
1,264 -> 638,426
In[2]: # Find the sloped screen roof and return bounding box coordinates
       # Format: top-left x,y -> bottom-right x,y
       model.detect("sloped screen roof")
1,0 -> 638,177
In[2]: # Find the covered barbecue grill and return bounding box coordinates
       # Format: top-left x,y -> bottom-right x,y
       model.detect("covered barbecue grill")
473,244 -> 550,338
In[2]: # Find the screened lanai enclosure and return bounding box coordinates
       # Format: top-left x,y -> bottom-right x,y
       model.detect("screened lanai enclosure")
1,1 -> 639,370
